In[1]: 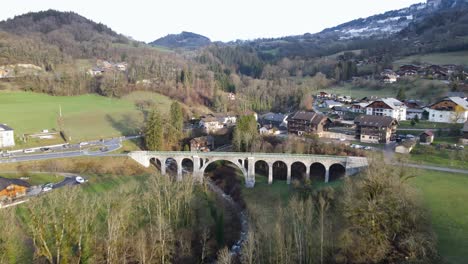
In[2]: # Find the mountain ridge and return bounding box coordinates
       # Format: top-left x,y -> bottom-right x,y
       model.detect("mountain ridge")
149,31 -> 211,50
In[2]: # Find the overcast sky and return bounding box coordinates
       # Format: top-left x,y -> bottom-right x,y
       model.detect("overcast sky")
1,0 -> 424,42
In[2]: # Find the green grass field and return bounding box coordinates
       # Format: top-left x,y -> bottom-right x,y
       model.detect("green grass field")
409,170 -> 468,264
394,51 -> 468,66
409,145 -> 468,170
0,91 -> 178,144
399,120 -> 463,130
327,79 -> 449,103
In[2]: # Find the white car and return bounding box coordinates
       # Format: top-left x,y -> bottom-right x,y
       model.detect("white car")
75,176 -> 86,184
42,183 -> 54,192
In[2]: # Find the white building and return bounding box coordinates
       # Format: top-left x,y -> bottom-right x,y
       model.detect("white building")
365,98 -> 407,121
199,114 -> 237,134
426,97 -> 468,123
351,102 -> 370,113
0,124 -> 15,148
323,100 -> 343,109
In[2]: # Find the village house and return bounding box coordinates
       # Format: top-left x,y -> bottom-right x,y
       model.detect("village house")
190,136 -> 214,152
0,124 -> 15,148
366,98 -> 407,121
354,115 -> 398,144
0,177 -> 30,202
331,106 -> 350,117
404,100 -> 425,120
398,64 -> 421,76
323,100 -> 343,109
380,69 -> 399,83
259,112 -> 288,132
426,97 -> 468,123
199,113 -> 237,134
419,131 -> 434,144
425,65 -> 449,79
351,102 -> 370,113
259,126 -> 281,136
317,91 -> 331,99
287,111 -> 331,136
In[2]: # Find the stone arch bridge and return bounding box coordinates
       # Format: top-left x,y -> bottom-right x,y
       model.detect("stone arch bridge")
128,151 -> 368,188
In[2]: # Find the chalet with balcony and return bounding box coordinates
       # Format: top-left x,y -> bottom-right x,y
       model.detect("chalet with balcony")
287,111 -> 331,136
354,115 -> 398,144
0,177 -> 30,202
366,98 -> 407,121
426,97 -> 468,123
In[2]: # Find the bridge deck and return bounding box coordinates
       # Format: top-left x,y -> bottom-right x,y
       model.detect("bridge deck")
137,151 -> 351,160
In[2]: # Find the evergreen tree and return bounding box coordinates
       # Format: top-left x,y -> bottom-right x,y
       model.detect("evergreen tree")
145,110 -> 163,150
170,101 -> 184,132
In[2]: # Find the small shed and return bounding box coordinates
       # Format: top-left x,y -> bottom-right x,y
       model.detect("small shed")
419,131 -> 434,144
395,140 -> 417,154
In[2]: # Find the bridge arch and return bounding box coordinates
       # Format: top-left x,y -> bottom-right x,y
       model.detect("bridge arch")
254,160 -> 269,180
149,157 -> 161,173
182,158 -> 194,175
201,158 -> 247,181
291,161 -> 307,181
272,161 -> 288,181
310,162 -> 326,182
329,163 -> 346,181
199,159 -> 247,182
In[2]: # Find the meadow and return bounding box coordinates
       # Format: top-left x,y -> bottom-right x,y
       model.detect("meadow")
394,51 -> 468,66
409,170 -> 468,264
0,91 -> 181,145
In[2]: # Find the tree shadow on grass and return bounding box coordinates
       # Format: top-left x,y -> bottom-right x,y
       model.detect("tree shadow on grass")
106,114 -> 142,136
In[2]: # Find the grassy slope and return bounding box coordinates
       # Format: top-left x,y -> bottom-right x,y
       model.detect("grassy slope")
408,145 -> 468,170
0,91 -> 176,143
394,51 -> 468,66
409,170 -> 468,264
327,79 -> 449,103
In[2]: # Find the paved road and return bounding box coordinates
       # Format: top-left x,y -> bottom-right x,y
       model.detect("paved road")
0,136 -> 140,164
397,163 -> 468,174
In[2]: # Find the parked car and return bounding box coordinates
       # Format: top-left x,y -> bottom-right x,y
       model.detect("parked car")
1,151 -> 12,157
42,183 -> 54,192
23,149 -> 34,154
40,147 -> 51,152
75,176 -> 86,184
79,142 -> 89,147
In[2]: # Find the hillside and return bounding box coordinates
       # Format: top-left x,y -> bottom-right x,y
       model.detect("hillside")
0,10 -> 218,107
149,31 -> 211,50
0,10 -> 131,59
234,0 -> 468,59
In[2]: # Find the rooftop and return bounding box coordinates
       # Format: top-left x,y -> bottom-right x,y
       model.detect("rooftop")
0,124 -> 13,131
0,177 -> 30,191
354,115 -> 397,127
